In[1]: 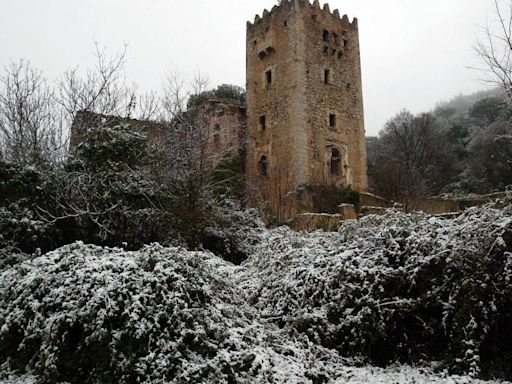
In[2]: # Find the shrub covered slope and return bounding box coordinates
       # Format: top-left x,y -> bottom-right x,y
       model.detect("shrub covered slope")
1,202 -> 512,383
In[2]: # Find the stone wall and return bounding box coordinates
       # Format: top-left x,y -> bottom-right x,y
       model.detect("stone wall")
199,100 -> 247,165
246,0 -> 367,221
302,2 -> 367,192
69,111 -> 165,153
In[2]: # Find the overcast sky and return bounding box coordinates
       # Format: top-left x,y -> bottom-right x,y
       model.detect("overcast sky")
0,0 -> 494,135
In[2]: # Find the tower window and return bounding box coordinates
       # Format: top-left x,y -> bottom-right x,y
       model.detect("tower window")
323,30 -> 330,42
266,70 -> 272,85
259,155 -> 268,177
213,133 -> 220,148
324,69 -> 331,84
342,32 -> 349,48
329,113 -> 336,128
331,149 -> 341,175
284,20 -> 288,27
259,115 -> 266,131
213,124 -> 220,147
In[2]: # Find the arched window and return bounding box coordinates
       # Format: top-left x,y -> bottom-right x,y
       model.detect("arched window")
259,155 -> 268,177
331,148 -> 341,175
323,30 -> 330,42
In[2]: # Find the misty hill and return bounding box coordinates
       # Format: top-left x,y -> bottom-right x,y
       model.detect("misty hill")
367,88 -> 512,202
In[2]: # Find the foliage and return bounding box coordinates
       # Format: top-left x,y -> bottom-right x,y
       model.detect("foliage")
369,91 -> 512,199
0,242 -> 344,384
468,119 -> 512,191
369,110 -> 458,205
211,153 -> 246,200
202,202 -> 266,265
0,160 -> 57,254
242,202 -> 512,379
187,84 -> 246,110
72,124 -> 153,172
2,203 -> 512,382
60,123 -> 175,249
305,184 -> 359,214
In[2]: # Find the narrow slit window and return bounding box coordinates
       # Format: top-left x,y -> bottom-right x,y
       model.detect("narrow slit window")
324,69 -> 330,84
259,155 -> 268,177
259,115 -> 266,131
323,30 -> 330,42
266,70 -> 272,85
342,32 -> 349,48
331,149 -> 341,175
329,113 -> 336,128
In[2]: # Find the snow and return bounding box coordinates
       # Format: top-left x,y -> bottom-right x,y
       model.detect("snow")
1,202 -> 512,383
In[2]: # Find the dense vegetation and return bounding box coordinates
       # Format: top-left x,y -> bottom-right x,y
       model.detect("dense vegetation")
1,201 -> 511,382
368,90 -> 512,205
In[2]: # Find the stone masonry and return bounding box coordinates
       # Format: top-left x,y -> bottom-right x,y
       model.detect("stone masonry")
246,0 -> 368,220
70,0 -> 368,222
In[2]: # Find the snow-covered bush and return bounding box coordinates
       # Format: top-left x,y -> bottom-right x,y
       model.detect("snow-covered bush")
0,160 -> 58,255
1,242 -> 244,382
241,204 -> 512,379
202,201 -> 266,264
0,242 -> 346,383
58,123 -> 177,249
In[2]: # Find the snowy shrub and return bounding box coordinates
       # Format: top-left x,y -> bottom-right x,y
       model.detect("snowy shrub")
202,201 -> 266,264
0,246 -> 30,271
0,242 -> 347,384
241,204 -> 512,379
56,123 -> 177,249
0,160 -> 58,254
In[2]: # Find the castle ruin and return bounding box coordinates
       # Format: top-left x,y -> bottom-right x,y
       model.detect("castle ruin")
70,0 -> 368,221
246,0 -> 368,219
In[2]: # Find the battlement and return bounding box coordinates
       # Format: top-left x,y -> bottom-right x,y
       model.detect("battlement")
247,0 -> 358,32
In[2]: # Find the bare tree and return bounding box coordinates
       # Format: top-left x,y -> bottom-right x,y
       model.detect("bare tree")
158,72 -> 242,211
0,60 -> 64,164
475,0 -> 512,101
56,44 -> 137,136
136,90 -> 162,121
468,119 -> 512,190
374,110 -> 444,207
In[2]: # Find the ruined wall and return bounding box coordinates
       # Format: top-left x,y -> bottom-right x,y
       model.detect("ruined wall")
69,111 -> 165,153
246,0 -> 368,220
200,100 -> 247,165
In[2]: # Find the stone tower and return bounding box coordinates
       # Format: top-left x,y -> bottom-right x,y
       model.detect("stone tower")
246,0 -> 368,220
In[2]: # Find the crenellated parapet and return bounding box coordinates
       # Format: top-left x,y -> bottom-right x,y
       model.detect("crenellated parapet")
247,0 -> 358,33
245,0 -> 367,219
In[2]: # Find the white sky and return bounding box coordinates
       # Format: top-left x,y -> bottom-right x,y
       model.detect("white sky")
0,0 -> 494,135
